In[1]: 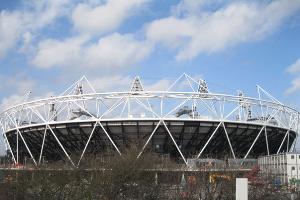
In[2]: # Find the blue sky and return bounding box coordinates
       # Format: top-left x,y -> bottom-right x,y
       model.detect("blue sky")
1,0 -> 300,151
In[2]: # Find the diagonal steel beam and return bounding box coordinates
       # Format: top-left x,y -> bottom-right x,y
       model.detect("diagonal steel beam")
197,122 -> 222,159
0,123 -> 16,164
277,129 -> 289,154
162,120 -> 187,165
38,126 -> 47,165
287,131 -> 290,152
98,121 -> 121,155
137,120 -> 161,158
77,122 -> 98,166
243,126 -> 265,159
134,98 -> 160,118
3,132 -> 16,164
264,127 -> 269,155
30,107 -> 76,166
100,97 -> 125,119
17,130 -> 37,166
222,122 -> 236,159
7,114 -> 37,166
47,124 -> 76,167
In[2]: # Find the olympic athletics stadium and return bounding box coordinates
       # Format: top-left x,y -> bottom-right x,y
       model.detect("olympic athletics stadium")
0,74 -> 298,167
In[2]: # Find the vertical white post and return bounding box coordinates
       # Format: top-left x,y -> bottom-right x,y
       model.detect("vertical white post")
39,127 -> 47,165
2,132 -> 16,164
222,122 -> 236,159
236,178 -> 248,200
287,132 -> 290,152
264,127 -> 269,155
16,132 -> 19,164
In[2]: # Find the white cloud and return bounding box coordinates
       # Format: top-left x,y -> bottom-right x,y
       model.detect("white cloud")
0,73 -> 56,110
286,76 -> 300,95
0,74 -> 37,110
29,0 -> 72,29
0,0 -> 71,59
172,0 -> 224,16
146,0 -> 300,60
84,33 -> 152,69
287,58 -> 300,74
32,33 -> 152,72
173,0 -> 205,13
286,58 -> 300,94
71,0 -> 149,35
0,74 -> 35,94
0,11 -> 23,58
32,36 -> 88,69
19,31 -> 34,53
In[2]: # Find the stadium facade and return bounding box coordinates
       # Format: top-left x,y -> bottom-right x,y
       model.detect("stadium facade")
0,74 -> 298,167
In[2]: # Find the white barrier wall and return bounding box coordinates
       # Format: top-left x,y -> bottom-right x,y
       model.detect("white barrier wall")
236,178 -> 248,200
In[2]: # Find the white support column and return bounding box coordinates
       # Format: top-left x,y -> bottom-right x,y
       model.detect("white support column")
244,126 -> 265,159
17,130 -> 37,166
77,122 -> 98,166
162,120 -> 187,165
277,129 -> 289,154
197,122 -> 222,158
291,139 -> 297,153
137,120 -> 161,158
7,114 -> 37,166
222,122 -> 236,159
99,122 -> 121,155
2,132 -> 16,164
264,127 -> 269,155
287,131 -> 290,152
47,124 -> 76,167
29,107 -> 76,166
257,85 -> 264,117
16,132 -> 19,164
38,126 -> 47,165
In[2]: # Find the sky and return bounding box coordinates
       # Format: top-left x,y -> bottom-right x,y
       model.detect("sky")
1,0 -> 300,152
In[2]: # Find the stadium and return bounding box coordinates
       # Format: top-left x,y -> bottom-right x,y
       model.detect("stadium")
0,74 -> 299,167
